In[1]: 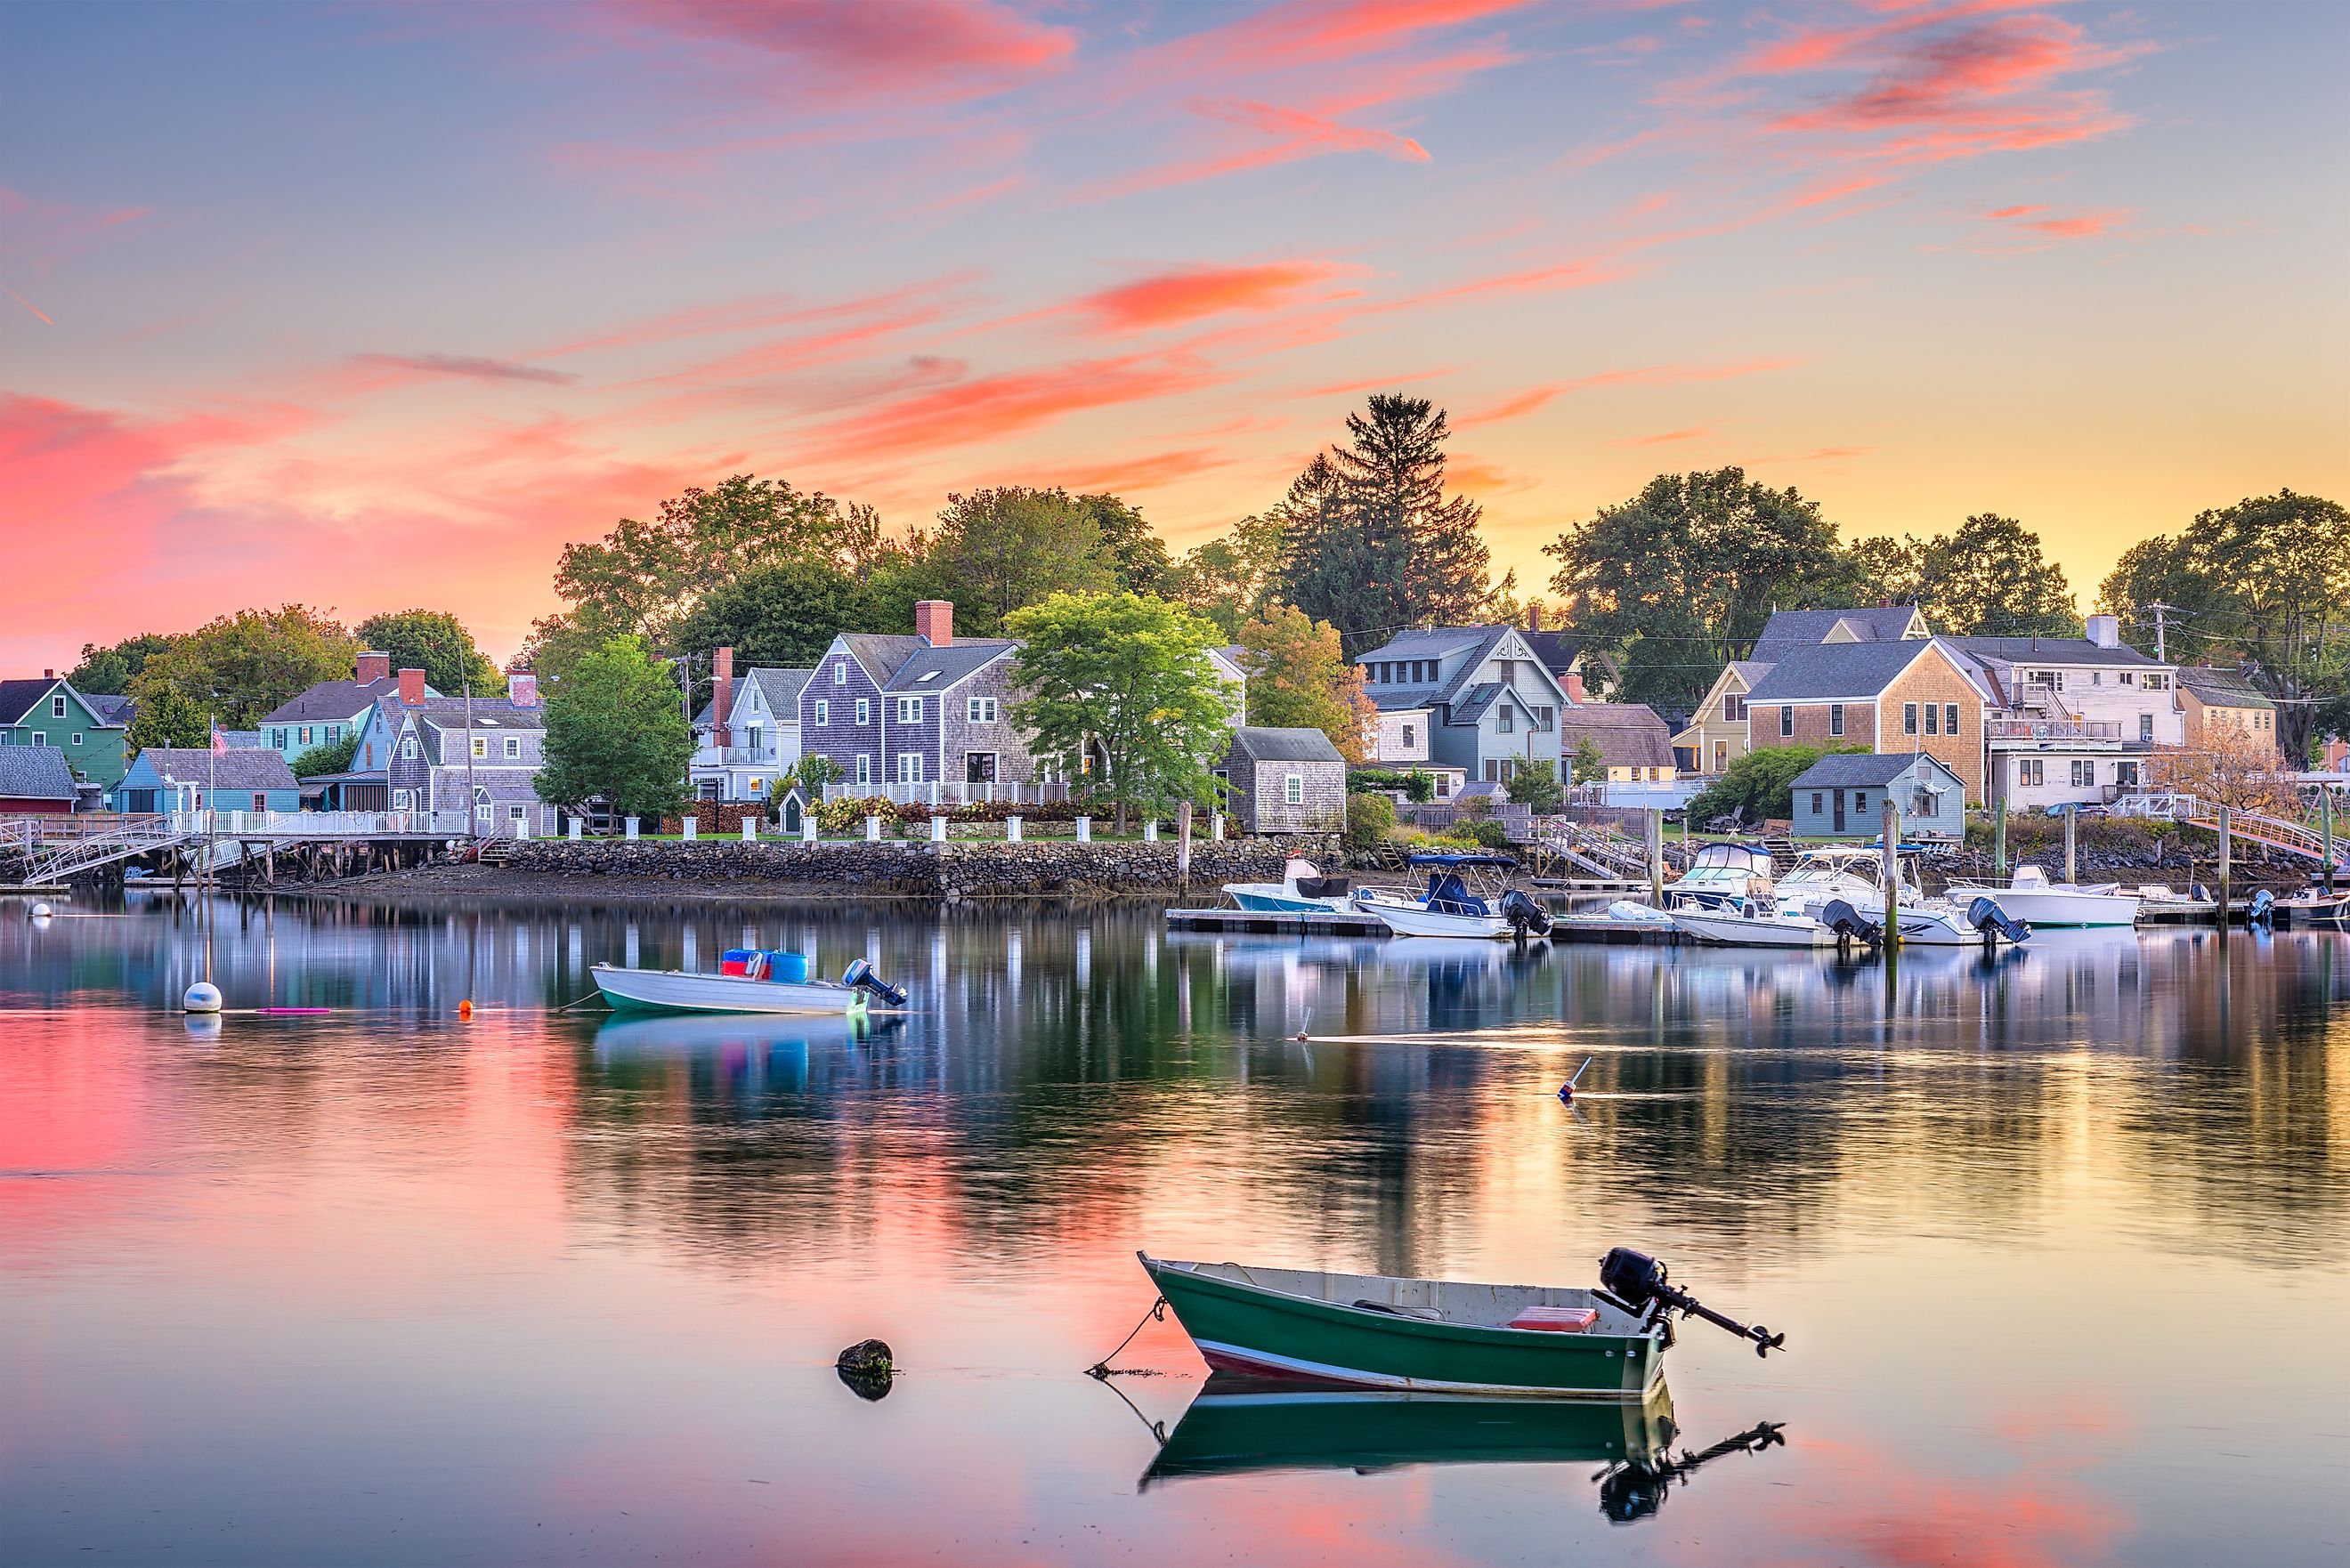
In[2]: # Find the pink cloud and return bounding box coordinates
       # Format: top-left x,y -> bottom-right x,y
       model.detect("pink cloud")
1078,262 -> 1357,333
1456,357 -> 1795,424
1616,425 -> 1709,446
531,274 -> 978,360
1156,0 -> 1538,74
797,354 -> 1231,467
1016,448 -> 1238,495
1983,203 -> 2132,238
609,0 -> 1075,102
1292,368 -> 1457,399
0,188 -> 153,279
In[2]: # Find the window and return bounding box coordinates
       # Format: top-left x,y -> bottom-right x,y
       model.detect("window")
466,736 -> 484,758
899,754 -> 922,783
1853,791 -> 1868,815
1829,703 -> 1845,737
476,802 -> 494,823
855,753 -> 871,786
1925,704 -> 1940,736
328,726 -> 340,740
855,698 -> 871,725
2119,672 -> 2135,687
393,788 -> 412,810
2070,760 -> 2094,788
1903,703 -> 1918,734
833,661 -> 847,685
968,696 -> 998,723
271,728 -> 287,749
2091,671 -> 2103,686
743,725 -> 760,755
2117,761 -> 2140,788
814,699 -> 829,726
896,697 -> 922,724
1496,706 -> 1513,733
1401,723 -> 1415,748
1722,694 -> 1747,722
1944,704 -> 1959,735
52,695 -> 66,718
2140,713 -> 2154,742
1284,773 -> 1304,805
511,805 -> 527,824
2017,758 -> 2043,788
400,736 -> 417,760
1536,706 -> 1555,732
253,793 -> 268,812
1779,707 -> 1794,739
70,731 -> 83,746
2144,674 -> 2168,691
1811,792 -> 1823,814
299,726 -> 313,746
504,736 -> 520,759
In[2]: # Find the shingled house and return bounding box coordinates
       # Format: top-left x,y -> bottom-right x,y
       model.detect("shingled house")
1220,727 -> 1346,835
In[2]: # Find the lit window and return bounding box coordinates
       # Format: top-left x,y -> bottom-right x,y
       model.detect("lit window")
1284,773 -> 1304,805
300,726 -> 312,745
472,737 -> 488,758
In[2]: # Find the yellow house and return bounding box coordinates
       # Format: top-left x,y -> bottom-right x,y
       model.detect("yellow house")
1674,659 -> 1773,776
1674,606 -> 1930,775
2175,665 -> 2280,757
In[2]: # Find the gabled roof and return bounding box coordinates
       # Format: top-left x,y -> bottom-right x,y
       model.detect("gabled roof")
1446,682 -> 1511,725
1354,626 -> 1506,663
85,692 -> 135,725
1433,627 -> 1517,705
1229,726 -> 1345,764
1750,605 -> 1926,659
0,678 -> 64,725
834,634 -> 925,683
1522,628 -> 1582,675
2175,665 -> 2275,709
132,748 -> 300,790
1368,691 -> 1435,714
260,675 -> 415,724
696,668 -> 815,726
1793,751 -> 1962,788
1743,641 -> 1949,705
0,744 -> 77,799
1559,703 -> 1676,770
409,699 -> 546,733
884,639 -> 1017,692
1944,635 -> 2160,669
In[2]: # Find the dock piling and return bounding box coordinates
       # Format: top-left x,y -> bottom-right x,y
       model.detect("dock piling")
2217,805 -> 2232,927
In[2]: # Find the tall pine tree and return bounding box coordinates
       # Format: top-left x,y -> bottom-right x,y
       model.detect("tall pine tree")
1273,396 -> 1498,653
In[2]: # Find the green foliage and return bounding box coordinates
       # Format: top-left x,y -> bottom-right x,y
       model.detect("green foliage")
126,685 -> 208,752
1005,591 -> 1233,828
1570,734 -> 1607,785
1076,492 -> 1171,594
354,610 -> 502,694
674,558 -> 887,678
1345,791 -> 1396,850
929,488 -> 1116,635
1438,818 -> 1512,850
69,633 -> 174,696
1348,768 -> 1409,794
1503,758 -> 1563,813
1850,513 -> 2079,636
291,732 -> 361,778
1272,397 -> 1503,652
1684,743 -> 1865,825
1545,469 -> 1862,714
535,635 -> 694,820
1403,767 -> 1434,804
1237,604 -> 1370,762
1167,513 -> 1283,638
129,604 -> 359,728
2096,489 -> 2350,762
790,754 -> 845,793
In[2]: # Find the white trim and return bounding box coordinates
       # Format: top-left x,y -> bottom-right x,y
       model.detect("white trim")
1189,1338 -> 1661,1398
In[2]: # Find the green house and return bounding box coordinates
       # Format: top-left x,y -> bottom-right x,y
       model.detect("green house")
0,674 -> 128,793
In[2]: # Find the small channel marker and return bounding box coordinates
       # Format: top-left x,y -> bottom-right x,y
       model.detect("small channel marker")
1558,1057 -> 1593,1103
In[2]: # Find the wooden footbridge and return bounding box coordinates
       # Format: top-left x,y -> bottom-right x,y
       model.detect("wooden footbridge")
2111,792 -> 2349,872
2,809 -> 482,887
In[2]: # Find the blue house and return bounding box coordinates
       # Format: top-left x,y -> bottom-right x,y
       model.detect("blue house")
117,748 -> 304,814
1790,752 -> 1967,842
255,653 -> 428,768
1352,624 -> 1573,787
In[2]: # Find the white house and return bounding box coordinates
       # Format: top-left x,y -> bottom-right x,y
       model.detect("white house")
1941,615 -> 2181,814
689,649 -> 810,803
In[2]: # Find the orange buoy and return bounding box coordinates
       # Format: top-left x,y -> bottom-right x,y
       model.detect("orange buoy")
458,999 -> 474,1019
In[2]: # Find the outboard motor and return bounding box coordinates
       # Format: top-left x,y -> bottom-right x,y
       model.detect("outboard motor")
1500,889 -> 1553,939
2248,887 -> 2274,925
1819,899 -> 1882,945
2191,882 -> 2212,904
1965,895 -> 2031,944
839,958 -> 909,1008
1597,1247 -> 1785,1357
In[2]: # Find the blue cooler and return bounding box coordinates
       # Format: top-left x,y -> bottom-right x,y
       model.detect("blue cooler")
765,951 -> 811,983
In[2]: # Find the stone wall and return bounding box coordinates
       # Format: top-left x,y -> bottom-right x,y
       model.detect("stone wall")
500,834 -> 1336,901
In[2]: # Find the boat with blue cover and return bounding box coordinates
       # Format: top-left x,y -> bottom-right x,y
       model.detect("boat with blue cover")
1353,853 -> 1551,939
590,949 -> 910,1015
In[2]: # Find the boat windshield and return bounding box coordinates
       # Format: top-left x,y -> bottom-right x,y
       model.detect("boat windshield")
1679,844 -> 1773,884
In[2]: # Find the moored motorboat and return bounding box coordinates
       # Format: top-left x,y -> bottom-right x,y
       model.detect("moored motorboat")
2270,885 -> 2350,927
1892,897 -> 2030,947
1945,864 -> 2142,927
1223,857 -> 1353,915
1606,842 -> 1778,926
1138,1246 -> 1780,1398
1354,853 -> 1548,940
591,951 -> 909,1015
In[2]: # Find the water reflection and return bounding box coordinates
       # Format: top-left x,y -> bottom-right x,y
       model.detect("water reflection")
1,890 -> 2345,1565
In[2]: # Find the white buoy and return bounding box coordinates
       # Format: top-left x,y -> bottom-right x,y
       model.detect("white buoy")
184,1014 -> 223,1041
183,982 -> 223,1014
28,901 -> 52,918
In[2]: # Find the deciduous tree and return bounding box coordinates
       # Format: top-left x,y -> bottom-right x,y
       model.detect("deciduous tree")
1851,514 -> 2078,636
292,732 -> 361,778
1169,513 -> 1284,638
69,633 -> 175,696
354,610 -> 502,694
929,488 -> 1115,634
1504,758 -> 1564,812
1684,743 -> 1866,827
1006,592 -> 1233,831
535,636 -> 694,822
1077,493 -> 1171,594
126,685 -> 208,752
673,559 -> 883,675
1236,605 -> 1374,763
2149,730 -> 2300,817
129,605 -> 358,728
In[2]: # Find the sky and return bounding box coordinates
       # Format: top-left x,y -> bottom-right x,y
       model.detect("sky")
3,0 -> 2345,669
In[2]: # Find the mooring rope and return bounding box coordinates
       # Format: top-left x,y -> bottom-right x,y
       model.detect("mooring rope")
1085,1296 -> 1168,1378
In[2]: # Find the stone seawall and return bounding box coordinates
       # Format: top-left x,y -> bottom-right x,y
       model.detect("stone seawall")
500,835 -> 1335,901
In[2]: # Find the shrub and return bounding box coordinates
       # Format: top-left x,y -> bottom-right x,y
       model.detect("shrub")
1504,759 -> 1563,813
1345,791 -> 1396,850
1403,768 -> 1435,804
1438,818 -> 1512,851
1348,767 -> 1410,795
1686,744 -> 1866,825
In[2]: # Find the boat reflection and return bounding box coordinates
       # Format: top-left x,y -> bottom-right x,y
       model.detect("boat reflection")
1139,1374 -> 1678,1490
1593,1416 -> 1787,1524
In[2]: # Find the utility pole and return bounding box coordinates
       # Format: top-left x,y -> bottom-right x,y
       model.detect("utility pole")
2141,601 -> 2180,662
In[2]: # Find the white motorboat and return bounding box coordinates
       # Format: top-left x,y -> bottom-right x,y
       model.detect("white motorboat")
1354,853 -> 1549,940
1945,864 -> 2141,927
1224,858 -> 1354,915
591,951 -> 909,1015
2270,885 -> 2350,927
1892,898 -> 2030,947
1606,841 -> 1778,926
1667,903 -> 1836,947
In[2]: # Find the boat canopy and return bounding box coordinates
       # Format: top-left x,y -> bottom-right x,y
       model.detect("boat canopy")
1406,852 -> 1519,869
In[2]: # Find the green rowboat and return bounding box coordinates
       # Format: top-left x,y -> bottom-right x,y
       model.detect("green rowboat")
1139,1253 -> 1669,1398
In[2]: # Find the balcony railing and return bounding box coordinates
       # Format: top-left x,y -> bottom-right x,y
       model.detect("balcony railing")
821,780 -> 1072,806
1986,715 -> 2126,744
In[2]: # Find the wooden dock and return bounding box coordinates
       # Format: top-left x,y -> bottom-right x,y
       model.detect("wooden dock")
1549,914 -> 1680,944
1163,907 -> 1392,935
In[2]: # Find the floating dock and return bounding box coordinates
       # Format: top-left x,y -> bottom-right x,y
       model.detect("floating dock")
1163,908 -> 1391,936
1548,915 -> 1681,944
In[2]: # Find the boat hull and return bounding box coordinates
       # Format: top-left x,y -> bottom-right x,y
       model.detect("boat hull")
1892,905 -> 2023,947
1354,893 -> 1511,939
590,963 -> 871,1015
1143,1256 -> 1664,1398
1947,886 -> 2140,927
2273,894 -> 2350,927
1667,909 -> 1835,947
1227,885 -> 1352,915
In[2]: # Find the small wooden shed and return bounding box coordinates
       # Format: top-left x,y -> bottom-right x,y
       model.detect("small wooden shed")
1790,752 -> 1966,842
1220,727 -> 1347,835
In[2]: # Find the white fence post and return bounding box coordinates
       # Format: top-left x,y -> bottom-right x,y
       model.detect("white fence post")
1076,815 -> 1092,843
1144,820 -> 1159,842
1006,815 -> 1022,843
568,817 -> 582,842
865,814 -> 882,843
1211,812 -> 1226,841
682,816 -> 698,842
624,815 -> 639,842
930,815 -> 947,843
802,815 -> 818,844
741,817 -> 758,842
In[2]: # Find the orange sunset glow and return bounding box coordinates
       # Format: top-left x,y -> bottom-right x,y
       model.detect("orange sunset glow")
3,1 -> 2345,667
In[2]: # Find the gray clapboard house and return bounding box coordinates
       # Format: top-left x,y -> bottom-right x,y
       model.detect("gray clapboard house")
1353,625 -> 1571,786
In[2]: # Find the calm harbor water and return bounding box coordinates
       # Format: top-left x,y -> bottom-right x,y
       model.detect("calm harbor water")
3,891 -> 2346,1566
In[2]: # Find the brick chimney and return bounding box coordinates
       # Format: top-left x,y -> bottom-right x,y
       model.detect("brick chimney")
711,647 -> 733,746
354,650 -> 392,684
1527,604 -> 1542,634
914,600 -> 953,648
398,667 -> 425,707
43,668 -> 55,680
1564,671 -> 1587,704
506,672 -> 539,707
